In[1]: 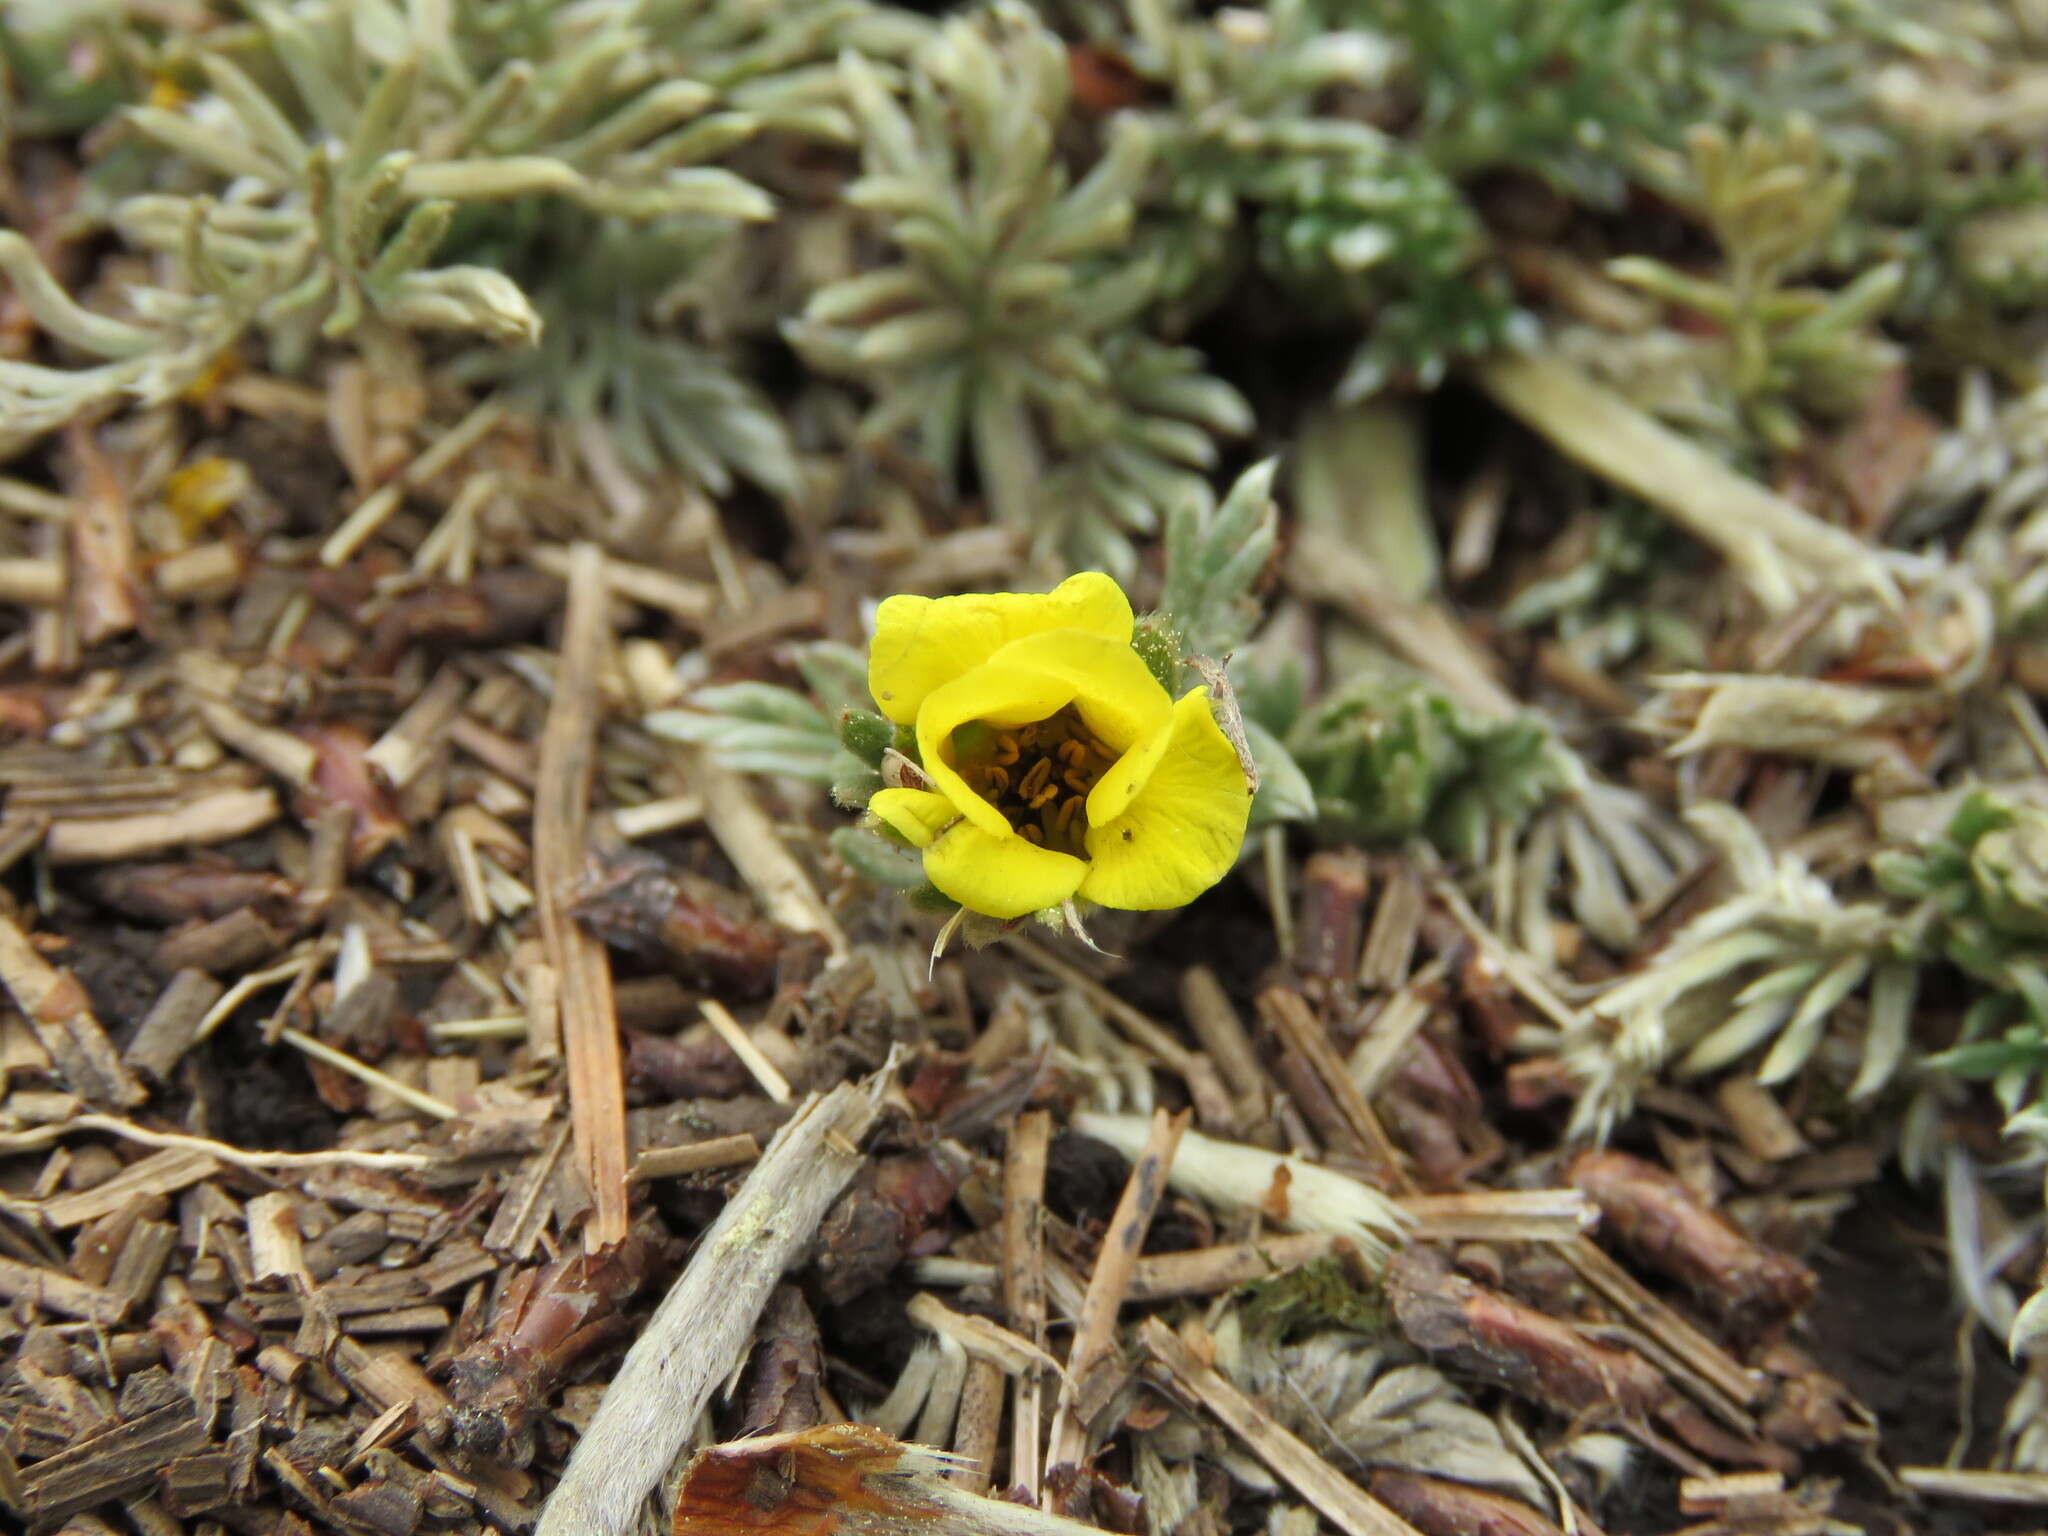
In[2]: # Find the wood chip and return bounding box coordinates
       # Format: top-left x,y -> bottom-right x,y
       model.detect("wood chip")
0,913 -> 144,1107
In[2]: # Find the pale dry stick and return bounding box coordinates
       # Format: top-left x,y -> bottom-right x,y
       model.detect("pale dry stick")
699,999 -> 792,1103
1181,966 -> 1269,1126
194,953 -> 316,1042
1074,1113 -> 1411,1267
1007,934 -> 1196,1076
0,1255 -> 126,1324
1127,1234 -> 1341,1302
28,518 -> 71,673
908,1292 -> 1065,1379
1425,861 -> 1586,1036
1003,1110 -> 1052,1501
534,1074 -> 887,1536
1899,1469 -> 2048,1506
0,476 -> 70,519
1471,351 -> 1896,615
154,542 -> 242,600
606,794 -> 705,840
0,558 -> 65,605
365,666 -> 469,790
245,1192 -> 308,1287
45,785 -> 279,864
630,1134 -> 760,1181
523,957 -> 561,1063
681,748 -> 848,957
534,543 -> 632,1249
276,1027 -> 457,1121
1347,970 -> 1442,1099
1045,1107 -> 1189,1483
1399,1190 -> 1595,1243
192,698 -> 318,788
1141,1317 -> 1426,1536
1260,987 -> 1415,1194
319,398 -> 506,567
38,1146 -> 220,1226
0,1113 -> 438,1171
952,1360 -> 1005,1492
530,541 -> 717,625
259,935 -> 335,1046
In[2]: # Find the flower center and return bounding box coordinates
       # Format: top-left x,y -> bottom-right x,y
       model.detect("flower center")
953,706 -> 1111,858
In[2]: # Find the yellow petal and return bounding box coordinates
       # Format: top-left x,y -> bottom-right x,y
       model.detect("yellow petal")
869,787 -> 958,848
915,663 -> 1076,838
1081,688 -> 1251,911
982,629 -> 1172,753
867,571 -> 1133,725
1087,710 -> 1173,828
924,820 -> 1086,920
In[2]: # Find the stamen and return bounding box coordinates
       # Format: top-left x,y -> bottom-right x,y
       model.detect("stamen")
952,704 -> 1110,859
1017,758 -> 1054,800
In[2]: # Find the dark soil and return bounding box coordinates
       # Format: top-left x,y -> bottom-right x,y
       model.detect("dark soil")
1807,1187 -> 2017,1536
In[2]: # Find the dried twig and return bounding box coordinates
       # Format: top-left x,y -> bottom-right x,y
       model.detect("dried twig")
1004,1109 -> 1052,1500
1142,1317 -> 1425,1536
534,1071 -> 887,1536
1047,1107 -> 1188,1478
535,542 -> 631,1248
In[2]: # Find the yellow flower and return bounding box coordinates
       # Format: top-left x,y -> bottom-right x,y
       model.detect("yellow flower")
865,573 -> 1251,920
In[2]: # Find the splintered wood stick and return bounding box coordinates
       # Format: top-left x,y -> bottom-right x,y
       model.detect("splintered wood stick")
1002,1110 -> 1051,1501
534,543 -> 631,1249
1046,1107 -> 1188,1482
1128,1233 -> 1341,1300
1258,986 -> 1413,1193
1180,966 -> 1268,1125
1142,1318 -> 1425,1536
534,1073 -> 885,1536
0,911 -> 143,1108
682,747 -> 848,957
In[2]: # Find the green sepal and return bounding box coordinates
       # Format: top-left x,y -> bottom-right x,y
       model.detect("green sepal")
1132,615 -> 1185,695
838,706 -> 895,768
831,765 -> 885,810
908,882 -> 957,913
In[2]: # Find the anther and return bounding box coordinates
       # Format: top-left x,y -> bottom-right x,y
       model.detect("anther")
1017,758 -> 1053,800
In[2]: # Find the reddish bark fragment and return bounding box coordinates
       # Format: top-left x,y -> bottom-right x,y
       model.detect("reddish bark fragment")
1569,1150 -> 1816,1334
438,1229 -> 665,1463
1388,1246 -> 1666,1420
